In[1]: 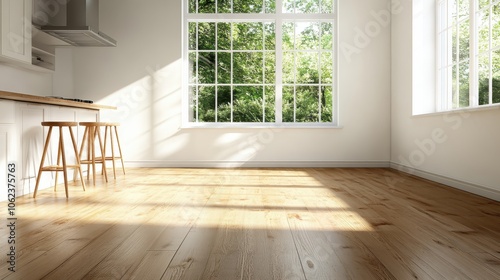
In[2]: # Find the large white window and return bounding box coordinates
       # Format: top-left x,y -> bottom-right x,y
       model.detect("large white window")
183,0 -> 337,126
437,0 -> 500,110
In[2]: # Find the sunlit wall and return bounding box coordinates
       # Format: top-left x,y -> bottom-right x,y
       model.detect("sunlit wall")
70,0 -> 392,167
391,0 -> 500,199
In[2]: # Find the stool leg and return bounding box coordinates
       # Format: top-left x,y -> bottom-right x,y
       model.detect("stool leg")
96,127 -> 108,182
102,126 -> 108,176
59,127 -> 69,199
109,126 -> 117,179
34,126 -> 53,198
85,126 -> 95,184
89,127 -> 94,183
102,126 -> 116,178
54,138 -> 63,192
69,126 -> 85,191
114,126 -> 126,175
77,126 -> 89,182
90,126 -> 96,185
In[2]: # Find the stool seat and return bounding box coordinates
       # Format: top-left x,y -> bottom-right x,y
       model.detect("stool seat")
42,121 -> 78,126
34,122 -> 85,198
79,122 -> 107,126
80,122 -> 120,126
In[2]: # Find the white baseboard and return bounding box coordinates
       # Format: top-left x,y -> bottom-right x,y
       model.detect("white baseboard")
124,160 -> 391,168
390,162 -> 500,201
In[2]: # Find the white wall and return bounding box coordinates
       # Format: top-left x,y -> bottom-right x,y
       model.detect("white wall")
70,0 -> 391,167
0,50 -> 72,98
52,48 -> 74,98
0,64 -> 52,95
391,0 -> 500,200
3,0 -> 496,200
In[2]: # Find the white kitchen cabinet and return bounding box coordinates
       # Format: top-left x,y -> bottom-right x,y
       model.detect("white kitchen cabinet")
0,0 -> 31,64
0,100 -> 16,202
32,44 -> 55,71
0,101 -> 102,199
0,125 -> 15,202
0,99 -> 15,122
76,109 -> 99,123
0,91 -> 113,201
16,102 -> 46,196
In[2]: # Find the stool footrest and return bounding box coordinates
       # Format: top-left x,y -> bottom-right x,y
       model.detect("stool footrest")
95,156 -> 123,160
41,165 -> 82,171
81,160 -> 105,164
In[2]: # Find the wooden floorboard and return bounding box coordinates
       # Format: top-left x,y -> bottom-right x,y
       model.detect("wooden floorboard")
0,168 -> 499,279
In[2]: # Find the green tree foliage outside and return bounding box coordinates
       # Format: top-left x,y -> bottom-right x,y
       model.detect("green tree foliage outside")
450,1 -> 500,108
188,0 -> 335,123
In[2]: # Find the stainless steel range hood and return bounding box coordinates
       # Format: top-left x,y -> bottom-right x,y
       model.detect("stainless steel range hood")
39,0 -> 117,47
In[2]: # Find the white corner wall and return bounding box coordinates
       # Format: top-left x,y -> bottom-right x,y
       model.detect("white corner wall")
70,0 -> 391,167
391,0 -> 500,200
0,48 -> 73,97
0,64 -> 52,96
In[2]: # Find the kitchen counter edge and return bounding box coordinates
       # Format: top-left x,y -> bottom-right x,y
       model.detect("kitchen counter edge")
0,90 -> 116,110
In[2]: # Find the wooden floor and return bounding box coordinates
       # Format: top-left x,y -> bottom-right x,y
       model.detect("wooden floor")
1,168 -> 500,280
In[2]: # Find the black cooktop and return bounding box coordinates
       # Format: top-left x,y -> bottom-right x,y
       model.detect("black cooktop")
47,96 -> 94,104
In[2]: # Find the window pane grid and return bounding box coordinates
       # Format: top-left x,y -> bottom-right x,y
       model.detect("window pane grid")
283,0 -> 333,14
438,0 -> 455,109
282,20 -> 333,122
476,1 -> 499,104
185,0 -> 336,124
215,22 -> 219,122
437,0 -> 500,109
190,0 -> 277,14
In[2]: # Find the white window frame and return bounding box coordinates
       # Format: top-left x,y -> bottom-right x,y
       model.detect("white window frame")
437,0 -> 500,111
181,0 -> 339,128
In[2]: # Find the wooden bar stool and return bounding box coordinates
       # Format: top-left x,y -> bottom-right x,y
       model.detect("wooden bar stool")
34,122 -> 86,198
101,122 -> 125,179
79,122 -> 108,185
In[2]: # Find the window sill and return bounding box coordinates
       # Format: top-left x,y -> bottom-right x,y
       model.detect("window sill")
181,123 -> 343,129
413,103 -> 500,118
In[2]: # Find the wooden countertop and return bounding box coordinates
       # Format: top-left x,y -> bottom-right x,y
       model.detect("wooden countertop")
0,90 -> 116,110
